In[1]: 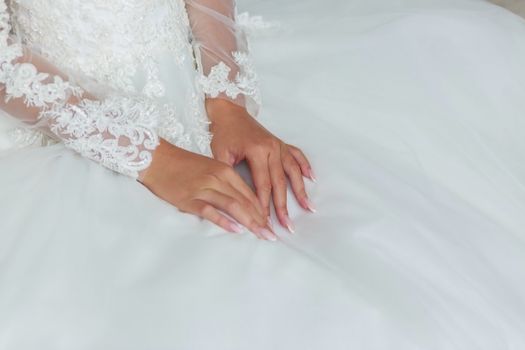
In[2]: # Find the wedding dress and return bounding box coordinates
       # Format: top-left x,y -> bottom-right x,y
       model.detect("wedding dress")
1,0 -> 525,349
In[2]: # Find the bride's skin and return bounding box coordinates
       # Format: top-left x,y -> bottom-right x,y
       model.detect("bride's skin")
141,98 -> 315,241
205,98 -> 316,231
140,138 -> 277,240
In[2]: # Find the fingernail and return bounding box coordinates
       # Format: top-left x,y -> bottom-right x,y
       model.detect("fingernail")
308,168 -> 317,183
267,216 -> 274,230
303,198 -> 316,213
229,221 -> 244,233
283,215 -> 295,234
260,228 -> 277,241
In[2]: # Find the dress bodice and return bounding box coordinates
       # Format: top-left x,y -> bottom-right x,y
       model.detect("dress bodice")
10,0 -> 194,98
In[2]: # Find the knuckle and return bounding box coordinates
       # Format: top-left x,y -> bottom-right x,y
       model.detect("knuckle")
275,174 -> 287,187
276,201 -> 287,210
289,162 -> 301,174
202,174 -> 220,188
258,181 -> 272,193
276,207 -> 288,216
177,201 -> 194,214
199,204 -> 214,217
252,138 -> 279,153
268,138 -> 281,150
251,142 -> 269,155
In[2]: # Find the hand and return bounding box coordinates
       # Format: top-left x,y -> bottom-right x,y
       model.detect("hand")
139,139 -> 277,241
206,98 -> 316,233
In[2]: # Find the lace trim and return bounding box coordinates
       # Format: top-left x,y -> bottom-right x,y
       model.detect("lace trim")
1,1 -> 80,108
1,62 -> 83,107
1,1 -> 159,179
197,51 -> 261,107
41,97 -> 159,178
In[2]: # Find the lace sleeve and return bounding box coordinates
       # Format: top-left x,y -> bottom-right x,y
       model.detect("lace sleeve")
0,1 -> 159,179
185,0 -> 261,117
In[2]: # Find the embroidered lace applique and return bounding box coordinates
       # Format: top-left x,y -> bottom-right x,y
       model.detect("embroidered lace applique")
197,51 -> 261,106
10,0 -> 193,98
1,1 -> 160,178
41,97 -> 160,178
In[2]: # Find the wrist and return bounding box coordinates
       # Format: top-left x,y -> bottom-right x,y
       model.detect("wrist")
205,97 -> 246,123
138,138 -> 185,185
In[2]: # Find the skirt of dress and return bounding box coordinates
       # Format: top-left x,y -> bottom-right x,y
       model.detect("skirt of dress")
2,0 -> 525,349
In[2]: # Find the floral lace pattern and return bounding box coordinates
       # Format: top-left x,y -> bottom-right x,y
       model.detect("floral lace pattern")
1,0 -> 263,171
4,0 -> 213,155
1,0 -> 159,179
10,0 -> 192,98
41,97 -> 160,178
197,51 -> 261,106
1,62 -> 83,106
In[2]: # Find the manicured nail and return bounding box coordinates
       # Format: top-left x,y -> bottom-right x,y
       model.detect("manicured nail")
229,221 -> 244,233
260,228 -> 277,241
267,216 -> 274,230
308,168 -> 317,183
303,198 -> 316,213
283,215 -> 295,233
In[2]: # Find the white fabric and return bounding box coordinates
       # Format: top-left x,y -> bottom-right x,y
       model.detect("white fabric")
1,0 -> 525,348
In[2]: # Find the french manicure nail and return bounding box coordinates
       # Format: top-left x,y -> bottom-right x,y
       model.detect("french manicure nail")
308,168 -> 317,183
303,198 -> 317,213
267,216 -> 274,230
283,215 -> 295,234
260,228 -> 277,241
229,222 -> 244,233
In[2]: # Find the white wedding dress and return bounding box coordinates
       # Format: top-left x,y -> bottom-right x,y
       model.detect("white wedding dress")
1,0 -> 525,349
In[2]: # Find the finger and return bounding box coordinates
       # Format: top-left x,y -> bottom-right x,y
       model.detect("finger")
226,168 -> 266,218
198,188 -> 275,241
246,152 -> 272,218
215,167 -> 267,226
186,199 -> 244,234
215,184 -> 277,241
197,189 -> 263,239
282,152 -> 315,213
269,148 -> 294,233
222,181 -> 268,230
288,145 -> 315,182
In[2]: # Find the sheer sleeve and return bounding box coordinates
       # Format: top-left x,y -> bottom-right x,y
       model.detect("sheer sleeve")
0,1 -> 159,179
185,0 -> 261,117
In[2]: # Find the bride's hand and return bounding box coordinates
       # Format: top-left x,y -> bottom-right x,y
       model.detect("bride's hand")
139,139 -> 276,241
206,98 -> 316,233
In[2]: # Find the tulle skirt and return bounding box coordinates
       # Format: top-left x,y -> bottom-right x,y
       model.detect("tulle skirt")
2,0 -> 525,348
